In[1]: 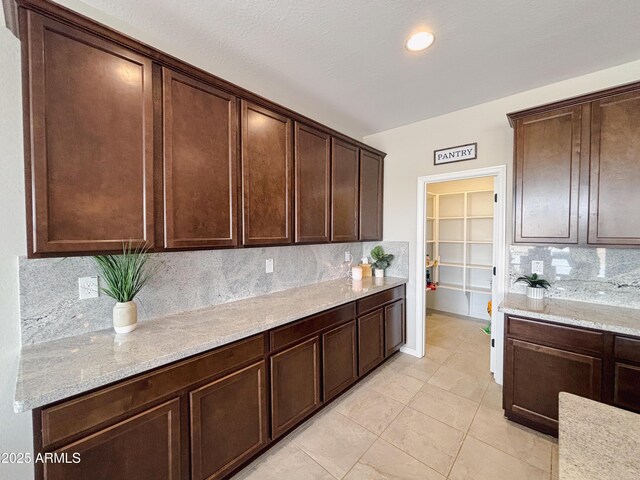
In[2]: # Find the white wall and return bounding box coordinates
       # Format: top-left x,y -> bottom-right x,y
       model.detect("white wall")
365,59 -> 640,353
0,26 -> 33,480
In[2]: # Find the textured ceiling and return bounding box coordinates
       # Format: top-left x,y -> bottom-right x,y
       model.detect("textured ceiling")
53,0 -> 640,138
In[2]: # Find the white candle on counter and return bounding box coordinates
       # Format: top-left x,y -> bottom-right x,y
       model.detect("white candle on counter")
351,266 -> 363,280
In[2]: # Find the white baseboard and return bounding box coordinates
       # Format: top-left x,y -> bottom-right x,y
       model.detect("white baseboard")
399,346 -> 421,358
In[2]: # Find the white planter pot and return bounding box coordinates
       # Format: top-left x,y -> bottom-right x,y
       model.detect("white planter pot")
113,301 -> 138,334
526,286 -> 545,300
374,268 -> 385,278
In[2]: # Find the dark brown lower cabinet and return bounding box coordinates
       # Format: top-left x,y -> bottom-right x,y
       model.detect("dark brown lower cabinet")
384,300 -> 405,357
504,338 -> 602,434
614,363 -> 640,412
322,320 -> 357,401
358,310 -> 385,376
190,361 -> 267,480
33,287 -> 405,480
504,314 -> 640,437
43,399 -> 181,480
270,337 -> 321,439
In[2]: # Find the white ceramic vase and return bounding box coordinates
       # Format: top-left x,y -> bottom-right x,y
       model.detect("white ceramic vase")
113,301 -> 138,334
374,268 -> 385,278
527,286 -> 545,300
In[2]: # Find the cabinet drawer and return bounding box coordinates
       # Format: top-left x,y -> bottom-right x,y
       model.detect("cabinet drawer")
40,334 -> 265,449
506,316 -> 603,356
270,303 -> 355,351
356,286 -> 404,315
614,335 -> 640,364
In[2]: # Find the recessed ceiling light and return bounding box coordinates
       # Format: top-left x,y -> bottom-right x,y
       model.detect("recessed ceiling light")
405,31 -> 435,52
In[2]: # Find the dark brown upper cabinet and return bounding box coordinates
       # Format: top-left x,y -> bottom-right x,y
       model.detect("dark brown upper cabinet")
162,68 -> 238,249
9,0 -> 386,257
331,138 -> 360,242
588,90 -> 640,245
294,123 -> 331,243
241,101 -> 293,246
509,82 -> 640,247
513,106 -> 582,244
359,150 -> 384,241
25,12 -> 154,255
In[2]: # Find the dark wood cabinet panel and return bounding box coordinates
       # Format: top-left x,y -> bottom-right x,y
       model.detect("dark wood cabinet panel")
384,300 -> 405,357
613,363 -> 640,413
190,361 -> 267,480
241,101 -> 293,246
43,399 -> 181,480
294,123 -> 331,243
359,150 -> 383,241
358,310 -> 385,376
25,11 -> 154,255
588,90 -> 640,244
513,106 -> 581,244
322,320 -> 357,401
504,338 -> 602,435
270,336 -> 321,438
357,285 -> 405,315
331,138 -> 360,242
162,68 -> 238,249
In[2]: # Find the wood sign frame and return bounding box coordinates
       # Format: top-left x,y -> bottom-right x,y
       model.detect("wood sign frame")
434,143 -> 477,165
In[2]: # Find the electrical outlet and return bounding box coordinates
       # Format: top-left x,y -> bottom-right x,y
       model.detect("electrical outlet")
79,276 -> 99,299
265,259 -> 274,274
531,261 -> 544,275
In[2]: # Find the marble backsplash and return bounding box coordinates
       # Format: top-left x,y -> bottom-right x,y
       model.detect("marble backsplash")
20,241 -> 409,345
509,245 -> 640,309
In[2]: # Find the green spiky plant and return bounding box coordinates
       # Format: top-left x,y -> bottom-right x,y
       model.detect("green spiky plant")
370,246 -> 394,271
93,242 -> 157,303
515,273 -> 550,290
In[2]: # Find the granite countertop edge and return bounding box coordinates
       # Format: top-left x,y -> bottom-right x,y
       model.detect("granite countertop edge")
14,277 -> 408,413
498,292 -> 640,337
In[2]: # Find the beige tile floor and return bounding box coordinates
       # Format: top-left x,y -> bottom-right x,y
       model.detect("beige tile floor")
233,311 -> 559,480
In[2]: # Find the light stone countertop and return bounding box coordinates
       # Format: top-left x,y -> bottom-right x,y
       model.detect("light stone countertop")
559,392 -> 640,479
498,293 -> 640,337
14,276 -> 407,413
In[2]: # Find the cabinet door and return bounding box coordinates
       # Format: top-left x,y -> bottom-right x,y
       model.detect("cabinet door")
26,12 -> 154,255
331,138 -> 360,242
270,337 -> 321,438
589,90 -> 640,244
43,399 -> 181,480
613,363 -> 640,413
358,310 -> 385,376
294,123 -> 331,243
384,300 -> 405,357
162,68 -> 238,249
190,361 -> 267,480
504,338 -> 602,434
241,101 -> 292,245
514,106 -> 581,244
359,150 -> 383,241
322,320 -> 357,401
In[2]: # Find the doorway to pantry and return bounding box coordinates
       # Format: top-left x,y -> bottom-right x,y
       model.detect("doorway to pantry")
415,166 -> 506,383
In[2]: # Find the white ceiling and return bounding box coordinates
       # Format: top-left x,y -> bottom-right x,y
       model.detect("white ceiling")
55,0 -> 640,138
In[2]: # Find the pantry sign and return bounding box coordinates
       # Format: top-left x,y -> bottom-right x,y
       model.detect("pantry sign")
434,142 -> 477,165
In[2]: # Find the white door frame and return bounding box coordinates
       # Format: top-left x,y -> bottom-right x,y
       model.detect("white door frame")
414,165 -> 507,384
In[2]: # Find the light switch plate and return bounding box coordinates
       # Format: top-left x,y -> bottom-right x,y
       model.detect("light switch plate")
531,261 -> 544,275
79,276 -> 99,299
265,259 -> 274,274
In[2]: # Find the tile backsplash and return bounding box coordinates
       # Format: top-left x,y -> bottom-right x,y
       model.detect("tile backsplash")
19,241 -> 408,345
509,245 -> 640,309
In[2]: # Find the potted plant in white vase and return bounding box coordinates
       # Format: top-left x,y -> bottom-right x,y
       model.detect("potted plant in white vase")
370,246 -> 394,278
515,273 -> 550,300
94,242 -> 157,334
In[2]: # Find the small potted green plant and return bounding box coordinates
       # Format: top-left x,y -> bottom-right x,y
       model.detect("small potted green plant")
515,273 -> 550,300
370,246 -> 394,278
94,242 -> 157,334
